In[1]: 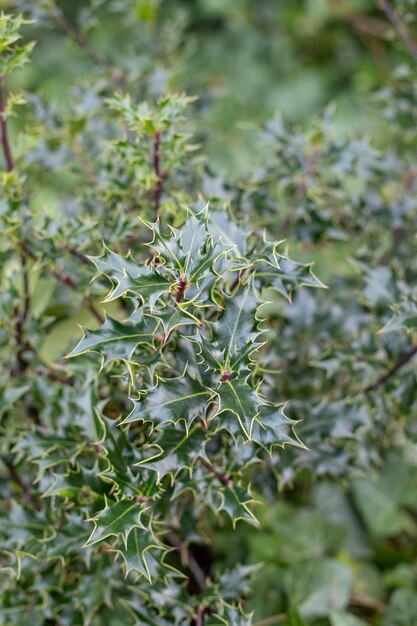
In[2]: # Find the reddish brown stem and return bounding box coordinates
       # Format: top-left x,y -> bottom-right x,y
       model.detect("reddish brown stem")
62,244 -> 90,264
364,343 -> 417,392
296,148 -> 320,199
0,77 -> 14,171
200,457 -> 232,487
152,130 -> 163,216
253,614 -> 286,626
15,250 -> 31,372
73,140 -> 99,189
205,401 -> 216,419
175,275 -> 187,306
34,367 -> 75,387
167,531 -> 206,591
349,591 -> 387,614
230,269 -> 244,292
47,3 -> 109,68
17,241 -> 104,324
82,296 -> 105,324
1,455 -> 40,510
196,606 -> 205,626
379,0 -> 417,65
1,77 -> 31,370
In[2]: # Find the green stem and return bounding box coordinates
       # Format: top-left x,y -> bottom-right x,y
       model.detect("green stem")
253,614 -> 286,626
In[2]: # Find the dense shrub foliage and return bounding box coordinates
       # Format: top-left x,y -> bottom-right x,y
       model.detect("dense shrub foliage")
2,2 -> 417,625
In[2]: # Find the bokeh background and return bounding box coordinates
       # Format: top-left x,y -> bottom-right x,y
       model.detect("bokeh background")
6,0 -> 394,176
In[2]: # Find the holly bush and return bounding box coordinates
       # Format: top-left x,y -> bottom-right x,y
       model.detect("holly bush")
2,2 -> 417,625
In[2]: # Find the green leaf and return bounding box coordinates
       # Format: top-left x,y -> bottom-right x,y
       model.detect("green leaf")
43,518 -> 90,565
115,526 -> 165,581
216,378 -> 260,439
154,307 -> 200,336
84,499 -> 147,547
214,287 -> 259,369
251,502 -> 344,565
144,220 -> 184,270
284,607 -> 308,626
216,482 -> 259,527
145,213 -> 230,292
90,247 -> 140,279
208,210 -> 248,256
67,315 -> 156,361
313,482 -> 371,558
286,559 -> 353,618
0,14 -> 34,77
255,244 -> 325,301
380,300 -> 417,334
137,423 -> 206,483
0,384 -> 28,418
103,268 -> 171,304
383,589 -> 417,626
121,376 -> 211,428
251,405 -> 304,451
352,478 -> 416,538
219,564 -> 255,599
330,611 -> 367,626
208,603 -> 253,626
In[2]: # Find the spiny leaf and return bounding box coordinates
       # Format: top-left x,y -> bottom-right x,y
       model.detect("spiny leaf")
144,212 -> 230,285
90,247 -> 140,280
215,378 -> 260,439
67,315 -> 156,361
252,405 -> 304,452
136,423 -> 207,483
114,526 -> 166,581
208,210 -> 248,256
380,299 -> 417,334
254,243 -> 325,301
84,499 -> 148,547
214,287 -> 259,370
0,384 -> 28,418
102,268 -> 171,304
121,375 -> 211,428
219,483 -> 259,527
208,603 -> 254,626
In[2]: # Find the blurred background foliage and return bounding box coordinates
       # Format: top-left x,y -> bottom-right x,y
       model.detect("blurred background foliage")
2,0 -> 399,175
3,1 -> 417,625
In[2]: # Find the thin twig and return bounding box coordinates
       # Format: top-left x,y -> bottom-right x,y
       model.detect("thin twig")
364,343 -> 417,392
62,244 -> 90,264
82,295 -> 105,324
1,77 -> 32,371
196,605 -> 205,626
253,613 -> 286,626
0,455 -> 40,510
167,531 -> 207,591
17,241 -> 104,324
34,367 -> 75,387
199,457 -> 232,486
152,130 -> 163,217
379,0 -> 417,65
296,147 -> 320,199
73,140 -> 99,189
14,250 -> 31,372
348,14 -> 389,39
230,269 -> 245,293
349,591 -> 387,613
348,16 -> 390,75
0,76 -> 14,171
46,2 -> 110,68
